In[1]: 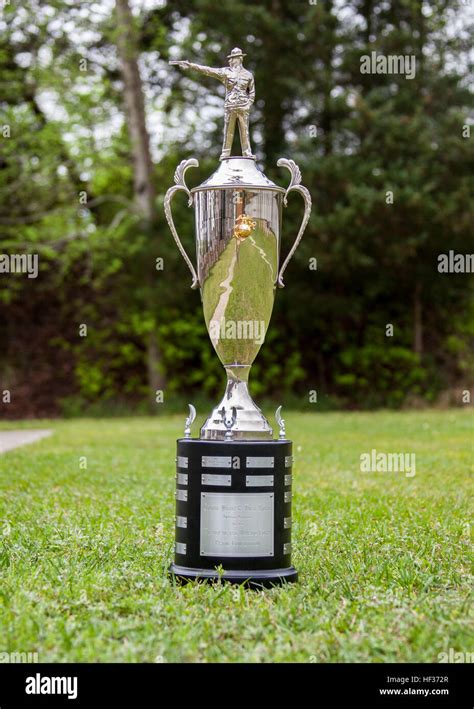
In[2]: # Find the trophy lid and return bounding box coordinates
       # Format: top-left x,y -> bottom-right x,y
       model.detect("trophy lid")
191,157 -> 285,193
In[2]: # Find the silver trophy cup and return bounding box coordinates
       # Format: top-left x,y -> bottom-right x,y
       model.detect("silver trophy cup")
165,156 -> 311,440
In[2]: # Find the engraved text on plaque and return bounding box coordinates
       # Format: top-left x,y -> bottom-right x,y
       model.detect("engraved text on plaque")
200,492 -> 274,557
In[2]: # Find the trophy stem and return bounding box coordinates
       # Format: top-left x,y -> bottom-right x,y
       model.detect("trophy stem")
200,365 -> 273,440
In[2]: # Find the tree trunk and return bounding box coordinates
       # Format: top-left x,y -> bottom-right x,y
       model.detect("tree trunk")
115,0 -> 165,402
363,0 -> 373,44
115,0 -> 155,220
413,282 -> 423,357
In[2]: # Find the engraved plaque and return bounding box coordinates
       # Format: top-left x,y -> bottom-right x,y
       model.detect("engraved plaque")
201,456 -> 232,468
200,492 -> 274,557
284,491 -> 292,503
176,489 -> 188,501
175,542 -> 187,554
176,515 -> 187,528
201,473 -> 232,487
246,456 -> 274,469
284,474 -> 292,486
177,472 -> 188,485
177,456 -> 188,468
245,475 -> 274,487
285,455 -> 293,468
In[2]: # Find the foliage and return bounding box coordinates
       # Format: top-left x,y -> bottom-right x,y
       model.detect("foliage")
0,0 -> 472,417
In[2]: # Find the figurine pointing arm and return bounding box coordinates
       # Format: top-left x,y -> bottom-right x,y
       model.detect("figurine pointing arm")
172,59 -> 226,82
171,48 -> 255,160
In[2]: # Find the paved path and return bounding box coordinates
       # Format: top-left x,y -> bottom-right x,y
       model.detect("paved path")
0,430 -> 52,453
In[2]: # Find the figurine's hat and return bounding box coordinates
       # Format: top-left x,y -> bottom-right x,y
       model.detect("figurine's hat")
227,47 -> 246,59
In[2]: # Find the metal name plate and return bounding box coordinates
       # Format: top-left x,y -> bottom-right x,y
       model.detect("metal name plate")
177,456 -> 188,468
201,474 -> 232,487
285,455 -> 293,468
284,491 -> 292,503
200,492 -> 274,557
176,489 -> 188,501
177,472 -> 188,485
201,456 -> 232,468
175,542 -> 187,554
284,474 -> 292,486
176,516 -> 187,528
246,456 -> 274,469
283,542 -> 292,554
245,475 -> 274,487
284,517 -> 292,528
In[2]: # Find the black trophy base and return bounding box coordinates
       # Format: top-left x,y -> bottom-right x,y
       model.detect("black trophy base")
170,438 -> 297,588
169,563 -> 298,589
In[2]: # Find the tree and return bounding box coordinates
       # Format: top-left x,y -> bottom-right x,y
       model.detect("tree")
0,0 -> 471,416
115,0 -> 165,403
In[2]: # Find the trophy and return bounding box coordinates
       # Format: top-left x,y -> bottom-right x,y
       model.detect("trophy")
165,48 -> 311,587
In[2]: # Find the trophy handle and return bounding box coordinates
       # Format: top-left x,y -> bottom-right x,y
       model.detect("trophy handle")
276,158 -> 312,288
164,158 -> 200,289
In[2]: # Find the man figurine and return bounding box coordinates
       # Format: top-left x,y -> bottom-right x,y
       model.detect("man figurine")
171,48 -> 255,160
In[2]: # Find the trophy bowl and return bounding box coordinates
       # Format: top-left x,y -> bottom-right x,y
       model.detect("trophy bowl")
165,156 -> 311,440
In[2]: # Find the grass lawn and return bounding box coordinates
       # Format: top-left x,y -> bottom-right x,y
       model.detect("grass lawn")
0,410 -> 472,663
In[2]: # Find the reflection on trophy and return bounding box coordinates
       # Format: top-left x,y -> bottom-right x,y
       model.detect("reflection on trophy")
165,48 -> 312,587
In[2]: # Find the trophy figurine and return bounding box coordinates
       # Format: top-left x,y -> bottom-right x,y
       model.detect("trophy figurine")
165,47 -> 311,587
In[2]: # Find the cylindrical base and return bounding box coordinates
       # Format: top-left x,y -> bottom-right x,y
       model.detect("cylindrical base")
169,563 -> 297,589
169,438 -> 297,587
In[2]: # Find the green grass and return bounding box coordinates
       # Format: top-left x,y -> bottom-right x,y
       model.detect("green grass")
0,410 -> 472,663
